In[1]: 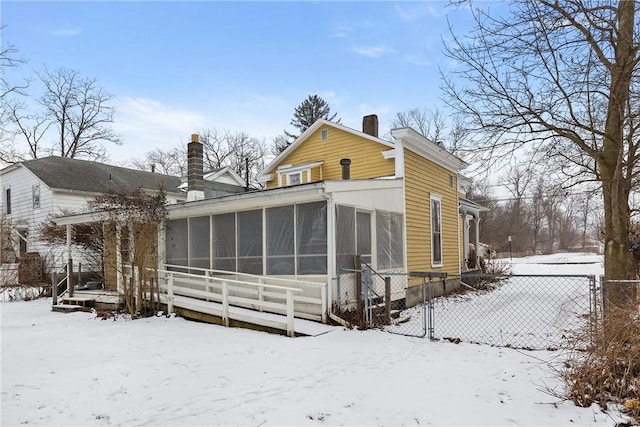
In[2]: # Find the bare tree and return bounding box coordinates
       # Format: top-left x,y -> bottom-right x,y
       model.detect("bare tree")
391,107 -> 446,142
271,133 -> 291,157
89,190 -> 167,317
130,146 -> 187,176
443,1 -> 640,300
200,129 -> 268,187
11,67 -> 121,161
0,32 -> 29,164
390,107 -> 468,154
130,128 -> 269,188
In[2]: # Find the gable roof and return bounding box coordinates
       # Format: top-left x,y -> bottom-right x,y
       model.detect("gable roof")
391,127 -> 469,172
259,119 -> 395,178
10,156 -> 183,195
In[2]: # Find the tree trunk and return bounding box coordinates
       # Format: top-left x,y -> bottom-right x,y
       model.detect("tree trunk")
601,0 -> 634,310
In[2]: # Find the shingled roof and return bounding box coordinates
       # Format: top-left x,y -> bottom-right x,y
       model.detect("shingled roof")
18,156 -> 183,195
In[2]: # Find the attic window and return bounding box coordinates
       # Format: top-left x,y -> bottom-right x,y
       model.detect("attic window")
449,175 -> 454,188
287,172 -> 302,186
321,129 -> 329,141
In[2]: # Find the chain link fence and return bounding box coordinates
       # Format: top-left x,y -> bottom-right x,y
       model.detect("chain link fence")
335,264 -> 600,350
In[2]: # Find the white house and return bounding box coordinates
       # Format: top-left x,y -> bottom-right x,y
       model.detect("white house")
0,156 -> 245,273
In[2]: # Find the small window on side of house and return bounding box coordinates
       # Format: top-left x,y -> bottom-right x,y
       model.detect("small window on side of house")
449,174 -> 454,188
5,188 -> 11,215
288,172 -> 302,186
321,129 -> 329,141
32,184 -> 40,209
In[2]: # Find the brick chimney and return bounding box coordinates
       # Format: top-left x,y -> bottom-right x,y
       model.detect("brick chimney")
187,133 -> 204,201
362,114 -> 378,137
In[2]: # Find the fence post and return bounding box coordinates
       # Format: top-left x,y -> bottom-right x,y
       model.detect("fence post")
51,271 -> 58,306
67,258 -> 74,298
258,278 -> 264,312
428,276 -> 434,340
384,277 -> 391,324
222,281 -> 229,327
286,289 -> 295,337
321,284 -> 328,324
355,255 -> 363,327
363,268 -> 371,327
167,275 -> 174,314
422,277 -> 427,337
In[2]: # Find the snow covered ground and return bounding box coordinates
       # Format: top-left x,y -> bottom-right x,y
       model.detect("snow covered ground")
1,253 -> 630,426
387,253 -> 605,349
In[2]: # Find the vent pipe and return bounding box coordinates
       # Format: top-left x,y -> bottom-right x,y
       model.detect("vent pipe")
340,158 -> 351,180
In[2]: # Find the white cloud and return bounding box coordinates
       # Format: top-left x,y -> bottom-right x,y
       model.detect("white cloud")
351,45 -> 395,58
329,25 -> 352,38
394,4 -> 448,21
109,96 -> 206,163
405,54 -> 432,67
51,27 -> 82,37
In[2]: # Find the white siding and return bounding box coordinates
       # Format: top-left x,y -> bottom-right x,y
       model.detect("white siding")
1,165 -> 95,268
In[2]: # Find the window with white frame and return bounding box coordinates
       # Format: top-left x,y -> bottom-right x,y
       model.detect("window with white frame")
287,172 -> 302,186
4,187 -> 11,215
32,184 -> 40,209
430,195 -> 442,266
321,129 -> 329,141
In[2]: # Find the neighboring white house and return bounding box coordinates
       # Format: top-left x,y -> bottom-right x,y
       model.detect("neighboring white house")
0,156 -> 245,271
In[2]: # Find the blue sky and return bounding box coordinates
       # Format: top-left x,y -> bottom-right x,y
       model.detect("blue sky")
2,1 -> 492,165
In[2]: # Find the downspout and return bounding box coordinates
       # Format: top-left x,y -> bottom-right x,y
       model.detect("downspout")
322,189 -> 334,324
475,216 -> 481,268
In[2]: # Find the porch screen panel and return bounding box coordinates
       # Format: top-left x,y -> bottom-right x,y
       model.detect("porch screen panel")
376,210 -> 404,270
266,206 -> 294,275
212,213 -> 236,271
336,205 -> 355,271
189,216 -> 210,270
166,218 -> 188,267
296,202 -> 327,274
237,209 -> 263,275
356,211 -> 372,264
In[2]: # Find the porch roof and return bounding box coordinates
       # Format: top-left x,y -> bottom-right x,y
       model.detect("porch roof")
459,197 -> 489,216
167,177 -> 404,219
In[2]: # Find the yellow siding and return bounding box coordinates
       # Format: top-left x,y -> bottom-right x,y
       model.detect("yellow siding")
404,148 -> 460,285
266,126 -> 394,189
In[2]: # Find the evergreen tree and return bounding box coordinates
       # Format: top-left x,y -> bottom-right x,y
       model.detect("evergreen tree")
278,94 -> 340,153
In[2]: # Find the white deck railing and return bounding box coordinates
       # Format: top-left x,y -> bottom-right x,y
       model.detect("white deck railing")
158,265 -> 328,336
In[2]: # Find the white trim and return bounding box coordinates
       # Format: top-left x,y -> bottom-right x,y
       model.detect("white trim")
391,127 -> 468,173
382,149 -> 396,160
277,161 -> 323,173
260,120 -> 395,177
275,161 -> 324,187
430,194 -> 443,268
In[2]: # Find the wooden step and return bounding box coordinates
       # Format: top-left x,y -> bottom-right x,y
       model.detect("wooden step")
52,304 -> 87,313
61,296 -> 95,307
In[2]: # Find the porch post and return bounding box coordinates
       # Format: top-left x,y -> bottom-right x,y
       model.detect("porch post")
66,224 -> 73,297
463,214 -> 471,266
115,223 -> 122,294
474,217 -> 481,267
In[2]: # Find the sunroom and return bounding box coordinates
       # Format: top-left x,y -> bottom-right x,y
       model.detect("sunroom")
162,178 -> 406,319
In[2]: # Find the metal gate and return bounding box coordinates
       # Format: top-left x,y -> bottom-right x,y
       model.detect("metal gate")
385,274 -> 598,350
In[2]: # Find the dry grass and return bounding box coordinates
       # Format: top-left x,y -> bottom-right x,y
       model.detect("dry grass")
561,303 -> 640,424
